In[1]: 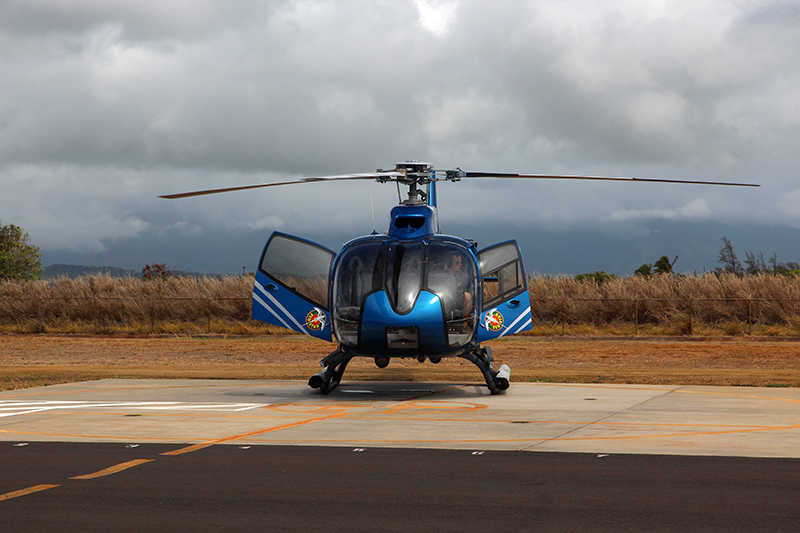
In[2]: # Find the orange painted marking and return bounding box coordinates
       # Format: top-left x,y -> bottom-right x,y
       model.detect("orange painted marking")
161,412 -> 352,456
0,484 -> 59,502
69,459 -> 154,480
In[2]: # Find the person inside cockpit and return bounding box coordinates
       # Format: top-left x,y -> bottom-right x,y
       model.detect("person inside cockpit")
448,252 -> 473,320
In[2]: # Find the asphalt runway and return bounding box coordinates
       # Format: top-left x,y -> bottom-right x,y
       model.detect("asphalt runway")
2,379 -> 800,531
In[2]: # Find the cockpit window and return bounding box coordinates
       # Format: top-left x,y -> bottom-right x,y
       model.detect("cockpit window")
426,242 -> 475,321
333,241 -> 383,347
335,242 -> 383,311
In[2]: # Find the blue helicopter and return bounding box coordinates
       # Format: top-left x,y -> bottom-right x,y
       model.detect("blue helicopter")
161,161 -> 758,394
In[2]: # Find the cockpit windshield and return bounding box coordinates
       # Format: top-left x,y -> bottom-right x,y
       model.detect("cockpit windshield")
333,238 -> 476,348
385,242 -> 425,314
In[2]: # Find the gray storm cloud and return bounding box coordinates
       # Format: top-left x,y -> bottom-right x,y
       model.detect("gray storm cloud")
1,0 -> 798,269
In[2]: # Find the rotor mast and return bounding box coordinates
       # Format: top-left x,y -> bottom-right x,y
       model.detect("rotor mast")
378,161 -> 440,205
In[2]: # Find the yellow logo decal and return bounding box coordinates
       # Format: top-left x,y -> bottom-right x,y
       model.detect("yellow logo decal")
305,308 -> 326,330
486,310 -> 504,331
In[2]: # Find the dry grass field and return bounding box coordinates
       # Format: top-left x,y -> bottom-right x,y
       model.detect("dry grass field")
3,272 -> 800,335
2,334 -> 799,391
2,273 -> 800,391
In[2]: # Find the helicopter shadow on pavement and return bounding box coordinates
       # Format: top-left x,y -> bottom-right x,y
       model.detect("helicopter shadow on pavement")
222,381 -> 488,402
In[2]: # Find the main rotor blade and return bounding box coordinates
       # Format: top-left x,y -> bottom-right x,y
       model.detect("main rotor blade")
159,172 -> 403,199
462,172 -> 760,187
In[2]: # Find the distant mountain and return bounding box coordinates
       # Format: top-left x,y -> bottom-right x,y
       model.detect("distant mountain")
43,264 -> 138,280
42,264 -> 221,280
503,221 -> 800,276
39,221 -> 800,278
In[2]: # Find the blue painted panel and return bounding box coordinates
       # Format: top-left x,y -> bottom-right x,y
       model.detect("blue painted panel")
252,270 -> 332,342
476,297 -> 532,342
359,290 -> 447,355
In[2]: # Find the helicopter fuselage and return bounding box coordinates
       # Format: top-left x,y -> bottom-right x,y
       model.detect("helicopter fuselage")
252,198 -> 532,361
162,160 -> 758,393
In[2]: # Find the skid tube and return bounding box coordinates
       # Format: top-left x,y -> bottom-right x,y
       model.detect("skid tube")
308,347 -> 353,394
308,345 -> 510,394
459,345 -> 511,394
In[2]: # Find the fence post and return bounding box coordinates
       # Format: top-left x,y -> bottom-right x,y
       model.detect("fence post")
748,298 -> 753,335
687,295 -> 693,336
634,298 -> 638,336
207,297 -> 212,334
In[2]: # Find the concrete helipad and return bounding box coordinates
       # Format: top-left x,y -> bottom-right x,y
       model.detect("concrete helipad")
1,380 -> 799,458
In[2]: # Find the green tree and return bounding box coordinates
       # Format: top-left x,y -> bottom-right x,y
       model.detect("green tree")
635,255 -> 676,277
744,250 -> 768,274
634,263 -> 653,278
717,237 -> 799,277
653,255 -> 678,275
0,222 -> 43,281
716,236 -> 742,275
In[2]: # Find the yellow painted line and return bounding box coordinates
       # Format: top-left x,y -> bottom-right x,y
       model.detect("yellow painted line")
0,484 -> 59,502
69,459 -> 154,480
162,412 -> 353,456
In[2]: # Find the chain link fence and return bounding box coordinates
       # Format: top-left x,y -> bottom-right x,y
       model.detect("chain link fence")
2,294 -> 799,335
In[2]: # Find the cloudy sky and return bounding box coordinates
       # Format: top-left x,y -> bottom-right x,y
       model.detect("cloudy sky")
2,0 -> 799,273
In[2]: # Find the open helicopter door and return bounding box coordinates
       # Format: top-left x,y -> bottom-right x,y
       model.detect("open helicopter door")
252,232 -> 335,341
476,240 -> 532,342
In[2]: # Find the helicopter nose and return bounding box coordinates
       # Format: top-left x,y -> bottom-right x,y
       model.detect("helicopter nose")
359,290 -> 447,353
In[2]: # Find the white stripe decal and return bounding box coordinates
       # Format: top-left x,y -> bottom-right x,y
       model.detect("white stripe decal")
499,307 -> 532,338
263,290 -> 307,332
510,316 -> 532,335
252,292 -> 294,331
253,280 -> 311,335
505,308 -> 528,330
252,281 -> 298,331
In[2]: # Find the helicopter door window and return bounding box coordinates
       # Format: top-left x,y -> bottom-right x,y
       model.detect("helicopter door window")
385,242 -> 425,315
259,233 -> 334,309
478,241 -> 526,310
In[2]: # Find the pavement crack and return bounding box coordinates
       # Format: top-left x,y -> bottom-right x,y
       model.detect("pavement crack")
522,386 -> 684,451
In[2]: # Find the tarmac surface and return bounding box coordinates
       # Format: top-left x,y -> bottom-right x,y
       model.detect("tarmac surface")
1,379 -> 799,457
2,380 -> 800,532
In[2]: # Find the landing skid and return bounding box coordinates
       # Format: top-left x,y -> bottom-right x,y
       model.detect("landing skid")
308,345 -> 510,395
459,346 -> 511,395
308,347 -> 353,394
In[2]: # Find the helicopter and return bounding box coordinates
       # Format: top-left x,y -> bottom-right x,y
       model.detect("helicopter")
161,161 -> 758,394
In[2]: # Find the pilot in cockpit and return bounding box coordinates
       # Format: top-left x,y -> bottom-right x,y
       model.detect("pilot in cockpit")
447,252 -> 473,320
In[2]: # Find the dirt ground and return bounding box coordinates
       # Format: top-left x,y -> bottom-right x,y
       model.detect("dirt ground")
2,334 -> 800,391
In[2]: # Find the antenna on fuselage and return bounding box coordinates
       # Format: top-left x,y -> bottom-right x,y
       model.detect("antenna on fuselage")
370,195 -> 377,234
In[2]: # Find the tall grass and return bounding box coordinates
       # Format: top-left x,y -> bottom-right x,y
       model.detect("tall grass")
0,275 -> 278,334
2,273 -> 799,335
527,273 -> 800,336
